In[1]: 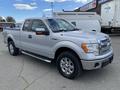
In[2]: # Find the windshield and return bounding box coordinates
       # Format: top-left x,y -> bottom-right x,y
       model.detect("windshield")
47,19 -> 79,32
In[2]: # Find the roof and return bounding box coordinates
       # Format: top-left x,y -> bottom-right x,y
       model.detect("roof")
25,17 -> 62,20
0,22 -> 14,24
53,12 -> 97,15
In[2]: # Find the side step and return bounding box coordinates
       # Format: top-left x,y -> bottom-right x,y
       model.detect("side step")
22,51 -> 51,63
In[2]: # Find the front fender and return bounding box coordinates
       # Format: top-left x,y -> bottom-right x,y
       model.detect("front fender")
52,41 -> 85,59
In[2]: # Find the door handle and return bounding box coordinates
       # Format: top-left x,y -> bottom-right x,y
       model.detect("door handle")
28,35 -> 32,39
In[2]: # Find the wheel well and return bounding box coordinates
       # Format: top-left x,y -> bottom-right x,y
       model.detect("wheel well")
53,47 -> 83,70
7,38 -> 13,44
55,47 -> 80,60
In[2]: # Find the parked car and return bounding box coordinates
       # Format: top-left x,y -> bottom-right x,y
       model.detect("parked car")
3,18 -> 113,79
15,22 -> 22,29
0,22 -> 15,32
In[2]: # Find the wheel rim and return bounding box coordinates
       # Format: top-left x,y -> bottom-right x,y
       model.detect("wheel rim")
60,57 -> 74,75
9,44 -> 14,54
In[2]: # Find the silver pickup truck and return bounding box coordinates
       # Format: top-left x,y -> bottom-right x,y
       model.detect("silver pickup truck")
3,18 -> 114,79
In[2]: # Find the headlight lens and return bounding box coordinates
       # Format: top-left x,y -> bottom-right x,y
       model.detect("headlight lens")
81,43 -> 99,55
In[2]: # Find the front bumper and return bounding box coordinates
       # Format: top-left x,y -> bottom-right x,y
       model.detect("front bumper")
81,54 -> 113,70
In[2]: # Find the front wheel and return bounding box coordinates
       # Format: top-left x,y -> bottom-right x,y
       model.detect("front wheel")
56,51 -> 83,79
8,41 -> 20,56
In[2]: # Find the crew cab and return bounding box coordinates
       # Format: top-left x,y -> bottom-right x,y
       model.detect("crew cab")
3,18 -> 114,79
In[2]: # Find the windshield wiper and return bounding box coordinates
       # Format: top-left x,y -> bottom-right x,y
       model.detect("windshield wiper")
54,29 -> 68,32
70,28 -> 80,31
54,28 -> 80,33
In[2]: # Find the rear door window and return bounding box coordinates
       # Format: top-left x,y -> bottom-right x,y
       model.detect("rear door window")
22,20 -> 32,32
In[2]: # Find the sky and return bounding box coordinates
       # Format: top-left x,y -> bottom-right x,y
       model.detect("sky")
0,0 -> 92,21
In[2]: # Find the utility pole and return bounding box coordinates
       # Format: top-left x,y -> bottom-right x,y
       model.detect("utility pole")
51,2 -> 54,16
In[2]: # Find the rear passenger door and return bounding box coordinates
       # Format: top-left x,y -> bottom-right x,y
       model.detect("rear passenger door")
21,19 -> 51,58
20,19 -> 35,52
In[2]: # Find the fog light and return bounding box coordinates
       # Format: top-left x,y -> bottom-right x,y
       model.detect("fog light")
94,63 -> 100,67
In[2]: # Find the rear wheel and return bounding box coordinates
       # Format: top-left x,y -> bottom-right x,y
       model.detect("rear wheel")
8,41 -> 20,56
56,51 -> 83,79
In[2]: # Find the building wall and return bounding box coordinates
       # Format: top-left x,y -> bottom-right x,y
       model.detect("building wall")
74,0 -> 113,15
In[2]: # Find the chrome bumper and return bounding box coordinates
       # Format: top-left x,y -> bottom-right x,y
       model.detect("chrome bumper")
81,54 -> 113,70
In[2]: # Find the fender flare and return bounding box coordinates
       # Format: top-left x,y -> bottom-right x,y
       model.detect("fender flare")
52,41 -> 84,59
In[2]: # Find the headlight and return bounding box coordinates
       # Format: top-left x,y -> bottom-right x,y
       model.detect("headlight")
81,43 -> 99,55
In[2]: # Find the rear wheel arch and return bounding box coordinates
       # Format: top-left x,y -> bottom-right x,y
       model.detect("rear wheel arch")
8,40 -> 20,56
7,37 -> 20,56
7,37 -> 13,44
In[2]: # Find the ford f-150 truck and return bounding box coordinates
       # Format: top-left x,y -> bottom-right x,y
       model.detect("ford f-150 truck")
3,18 -> 114,79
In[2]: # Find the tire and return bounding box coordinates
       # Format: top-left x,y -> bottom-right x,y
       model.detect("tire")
56,51 -> 83,79
8,41 -> 20,56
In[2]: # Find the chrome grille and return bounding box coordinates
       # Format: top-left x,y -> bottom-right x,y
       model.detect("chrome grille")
99,38 -> 111,55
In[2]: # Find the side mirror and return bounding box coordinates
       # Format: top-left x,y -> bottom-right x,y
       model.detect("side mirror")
35,28 -> 45,32
35,28 -> 49,35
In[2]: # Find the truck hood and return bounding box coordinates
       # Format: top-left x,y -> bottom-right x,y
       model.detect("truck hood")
61,31 -> 108,40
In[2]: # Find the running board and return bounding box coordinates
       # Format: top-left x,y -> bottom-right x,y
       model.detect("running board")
22,51 -> 51,63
